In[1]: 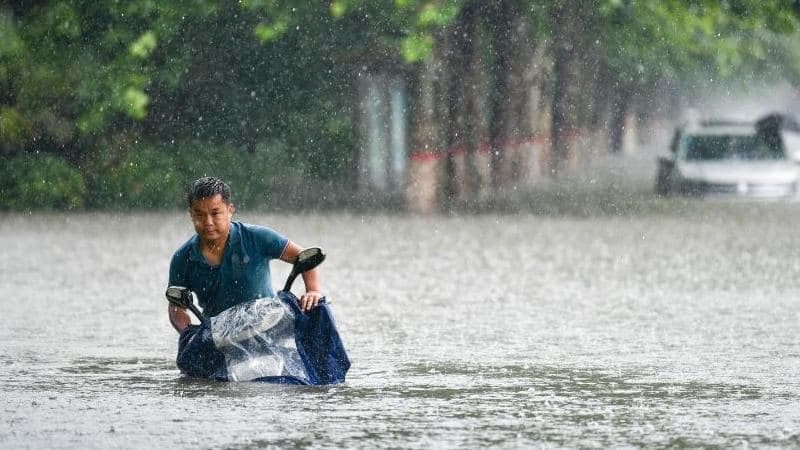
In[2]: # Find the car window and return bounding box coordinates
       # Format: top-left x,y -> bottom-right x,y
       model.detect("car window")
684,134 -> 784,161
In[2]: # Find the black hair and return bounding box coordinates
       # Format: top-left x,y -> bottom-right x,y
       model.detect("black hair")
187,177 -> 231,207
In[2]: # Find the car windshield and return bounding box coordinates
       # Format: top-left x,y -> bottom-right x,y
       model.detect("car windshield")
684,134 -> 784,161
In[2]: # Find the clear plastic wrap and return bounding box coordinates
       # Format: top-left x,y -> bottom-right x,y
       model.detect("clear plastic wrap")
209,297 -> 309,382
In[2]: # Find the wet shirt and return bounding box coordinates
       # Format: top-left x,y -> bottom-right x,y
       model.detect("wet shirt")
169,221 -> 289,317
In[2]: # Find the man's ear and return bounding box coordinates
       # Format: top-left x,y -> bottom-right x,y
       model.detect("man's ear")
229,203 -> 236,215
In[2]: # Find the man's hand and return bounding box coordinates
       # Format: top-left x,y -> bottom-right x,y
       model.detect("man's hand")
300,290 -> 323,312
281,241 -> 325,312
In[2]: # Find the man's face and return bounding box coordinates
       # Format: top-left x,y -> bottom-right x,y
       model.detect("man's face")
189,194 -> 234,244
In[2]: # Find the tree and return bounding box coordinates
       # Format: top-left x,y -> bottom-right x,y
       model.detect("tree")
3,0 -> 800,210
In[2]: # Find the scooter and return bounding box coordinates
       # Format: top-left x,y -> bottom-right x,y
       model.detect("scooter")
165,247 -> 350,385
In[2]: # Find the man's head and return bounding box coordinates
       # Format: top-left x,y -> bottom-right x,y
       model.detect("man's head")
187,176 -> 231,207
187,177 -> 235,246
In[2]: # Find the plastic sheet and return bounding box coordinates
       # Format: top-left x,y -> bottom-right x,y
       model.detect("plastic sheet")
210,297 -> 308,382
176,292 -> 350,385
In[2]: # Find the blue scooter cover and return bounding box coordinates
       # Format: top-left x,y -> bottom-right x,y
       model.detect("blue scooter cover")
176,291 -> 350,385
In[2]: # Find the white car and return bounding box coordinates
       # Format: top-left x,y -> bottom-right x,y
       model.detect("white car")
655,120 -> 800,198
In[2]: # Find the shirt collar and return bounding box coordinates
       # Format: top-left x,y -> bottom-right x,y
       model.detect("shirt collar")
188,221 -> 241,262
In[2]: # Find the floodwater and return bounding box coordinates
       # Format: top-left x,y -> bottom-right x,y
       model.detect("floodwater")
2,187 -> 800,448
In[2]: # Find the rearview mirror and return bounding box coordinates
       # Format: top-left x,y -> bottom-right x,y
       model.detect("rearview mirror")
165,286 -> 207,324
166,286 -> 194,309
296,247 -> 326,272
282,247 -> 326,292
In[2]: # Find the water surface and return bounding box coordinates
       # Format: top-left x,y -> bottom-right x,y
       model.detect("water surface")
2,200 -> 800,448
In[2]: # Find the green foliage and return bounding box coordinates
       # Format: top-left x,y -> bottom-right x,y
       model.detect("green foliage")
84,140 -> 302,210
254,17 -> 288,42
416,1 -> 460,27
313,0 -> 463,63
401,33 -> 434,63
0,154 -> 86,210
0,107 -> 33,149
0,10 -> 23,58
129,31 -> 157,58
2,1 -> 223,144
144,3 -> 362,186
171,141 -> 304,210
121,87 -> 149,120
767,31 -> 800,86
596,0 -> 800,91
330,1 -> 348,18
85,142 -> 182,209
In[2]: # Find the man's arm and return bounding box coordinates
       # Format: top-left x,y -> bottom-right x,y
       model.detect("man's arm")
168,249 -> 193,333
280,240 -> 323,312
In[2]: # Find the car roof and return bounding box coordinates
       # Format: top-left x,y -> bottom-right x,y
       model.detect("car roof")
680,120 -> 756,136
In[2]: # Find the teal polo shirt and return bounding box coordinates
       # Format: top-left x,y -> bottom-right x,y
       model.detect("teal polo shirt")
169,221 -> 289,317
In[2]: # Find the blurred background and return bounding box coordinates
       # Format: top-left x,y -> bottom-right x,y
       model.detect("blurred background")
2,0 -> 800,213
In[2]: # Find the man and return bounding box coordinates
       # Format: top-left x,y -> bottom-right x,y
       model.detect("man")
168,176 -> 323,333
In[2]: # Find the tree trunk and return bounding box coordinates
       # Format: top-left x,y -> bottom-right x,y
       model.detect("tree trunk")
406,42 -> 445,213
488,0 -> 514,192
444,2 -> 483,204
608,84 -> 631,153
505,10 -> 535,183
549,0 -> 587,175
439,27 -> 458,207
